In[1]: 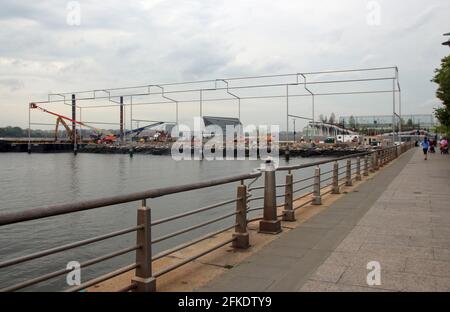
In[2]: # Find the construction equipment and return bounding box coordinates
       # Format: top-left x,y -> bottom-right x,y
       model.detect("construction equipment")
30,103 -> 113,144
54,117 -> 79,142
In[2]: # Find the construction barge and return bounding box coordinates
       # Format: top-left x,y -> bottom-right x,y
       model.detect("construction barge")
0,139 -> 372,157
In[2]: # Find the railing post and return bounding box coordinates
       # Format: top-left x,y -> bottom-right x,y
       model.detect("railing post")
233,184 -> 249,248
332,161 -> 340,194
378,151 -> 384,167
132,199 -> 156,292
259,160 -> 282,234
312,166 -> 322,205
346,159 -> 352,186
282,172 -> 295,221
370,153 -> 376,172
363,155 -> 369,176
356,156 -> 362,181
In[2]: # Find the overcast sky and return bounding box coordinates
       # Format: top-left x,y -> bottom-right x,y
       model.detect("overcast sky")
0,0 -> 449,129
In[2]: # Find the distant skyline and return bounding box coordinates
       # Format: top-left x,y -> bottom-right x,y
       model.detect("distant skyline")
1,0 -> 449,129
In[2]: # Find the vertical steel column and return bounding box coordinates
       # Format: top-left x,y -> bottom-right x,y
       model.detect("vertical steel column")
312,166 -> 322,205
132,199 -> 156,292
79,107 -> 83,143
332,161 -> 340,194
28,104 -> 31,154
364,155 -> 369,176
259,160 -> 281,234
282,172 -> 295,221
286,84 -> 289,140
72,94 -> 77,155
233,184 -> 249,248
356,157 -> 362,181
346,159 -> 352,186
392,78 -> 396,144
120,96 -> 124,141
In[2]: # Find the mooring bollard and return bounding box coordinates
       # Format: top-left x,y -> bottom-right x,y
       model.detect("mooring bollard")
346,159 -> 352,186
259,160 -> 282,234
132,199 -> 156,292
312,166 -> 322,205
356,157 -> 362,181
233,184 -> 249,248
129,147 -> 134,158
282,172 -> 295,221
332,161 -> 340,194
364,155 -> 369,176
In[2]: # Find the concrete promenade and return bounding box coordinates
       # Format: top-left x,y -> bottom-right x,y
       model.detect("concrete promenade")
200,147 -> 450,292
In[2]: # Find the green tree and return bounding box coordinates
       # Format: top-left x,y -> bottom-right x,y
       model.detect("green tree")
432,55 -> 450,132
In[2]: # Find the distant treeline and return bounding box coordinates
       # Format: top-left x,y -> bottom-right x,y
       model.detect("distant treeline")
0,126 -> 54,138
0,126 -> 117,138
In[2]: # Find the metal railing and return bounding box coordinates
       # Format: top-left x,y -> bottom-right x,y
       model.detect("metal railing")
0,141 -> 414,292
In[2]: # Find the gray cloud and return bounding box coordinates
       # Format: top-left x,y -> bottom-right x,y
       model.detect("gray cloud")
0,0 -> 449,128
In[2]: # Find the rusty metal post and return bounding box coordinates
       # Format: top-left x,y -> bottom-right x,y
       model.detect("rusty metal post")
364,155 -> 369,176
120,96 -> 124,142
282,172 -> 295,221
346,159 -> 352,186
356,157 -> 362,181
132,199 -> 156,292
332,161 -> 340,194
72,94 -> 77,155
233,184 -> 249,248
370,153 -> 376,172
259,160 -> 281,234
312,166 -> 322,205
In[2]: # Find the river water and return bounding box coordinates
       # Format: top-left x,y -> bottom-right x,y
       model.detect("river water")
0,153 -> 345,291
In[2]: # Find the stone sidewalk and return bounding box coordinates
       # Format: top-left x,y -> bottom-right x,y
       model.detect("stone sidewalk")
199,148 -> 450,292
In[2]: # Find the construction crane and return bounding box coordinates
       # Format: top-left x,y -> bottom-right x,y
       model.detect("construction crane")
30,103 -> 112,143
122,122 -> 164,138
54,117 -> 78,142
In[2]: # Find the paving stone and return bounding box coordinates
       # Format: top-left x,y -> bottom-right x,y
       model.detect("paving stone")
200,149 -> 450,292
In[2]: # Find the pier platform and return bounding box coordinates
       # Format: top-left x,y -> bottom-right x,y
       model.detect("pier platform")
200,148 -> 450,291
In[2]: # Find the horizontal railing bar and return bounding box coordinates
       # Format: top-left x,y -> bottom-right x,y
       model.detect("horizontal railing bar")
151,198 -> 239,226
321,176 -> 334,183
276,184 -> 287,188
247,195 -> 264,203
293,184 -> 314,194
276,193 -> 286,198
117,283 -> 137,292
1,245 -> 140,292
65,263 -> 138,292
152,211 -> 238,244
154,237 -> 235,278
0,225 -> 142,269
277,150 -> 373,171
247,206 -> 264,213
320,169 -> 334,176
248,185 -> 264,191
152,223 -> 237,261
293,176 -> 315,184
294,199 -> 314,210
0,172 -> 261,226
294,191 -> 314,201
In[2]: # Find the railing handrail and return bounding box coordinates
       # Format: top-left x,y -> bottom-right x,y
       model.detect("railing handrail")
0,171 -> 261,226
277,145 -> 395,171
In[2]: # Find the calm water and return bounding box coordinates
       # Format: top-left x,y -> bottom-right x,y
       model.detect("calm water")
0,153 -> 341,291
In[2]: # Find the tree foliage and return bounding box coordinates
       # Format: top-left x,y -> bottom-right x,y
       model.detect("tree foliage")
433,55 -> 450,129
